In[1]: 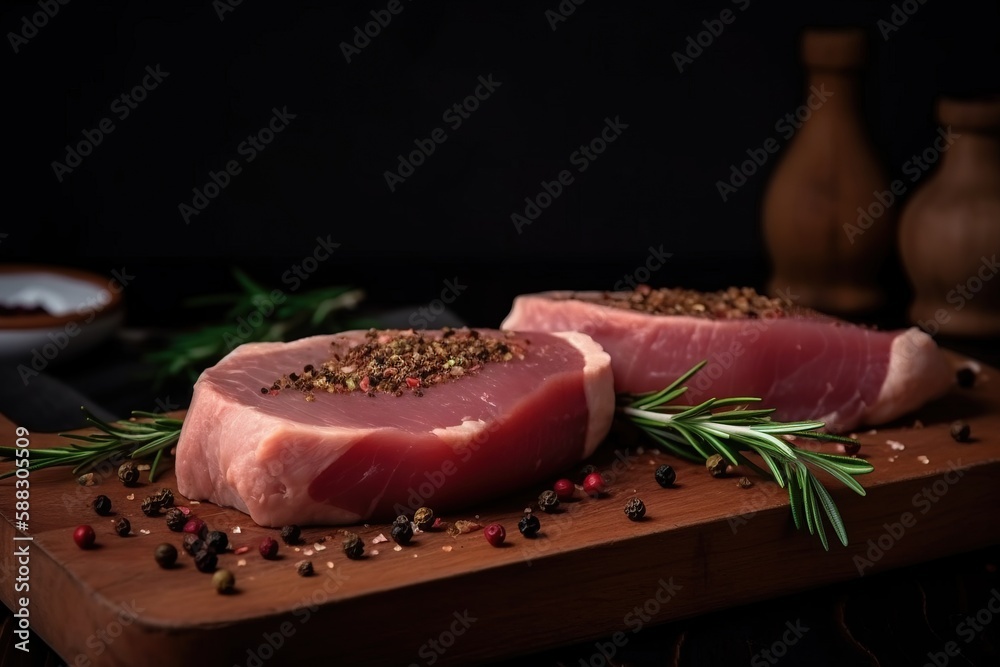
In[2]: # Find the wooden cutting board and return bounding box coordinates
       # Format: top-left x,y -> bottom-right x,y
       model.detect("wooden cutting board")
1,361 -> 998,666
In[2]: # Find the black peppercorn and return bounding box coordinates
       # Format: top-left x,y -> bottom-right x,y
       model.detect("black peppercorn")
154,543 -> 178,568
155,488 -> 174,508
115,517 -> 131,537
92,495 -> 112,516
296,560 -> 314,577
206,530 -> 229,552
654,465 -> 676,488
342,532 -> 364,560
624,497 -> 646,521
956,367 -> 976,388
194,548 -> 218,573
280,524 -> 301,545
737,476 -> 754,489
843,441 -> 861,456
183,534 -> 206,555
118,462 -> 139,487
538,490 -> 560,513
390,521 -> 413,546
950,420 -> 972,443
517,510 -> 541,538
140,496 -> 161,517
165,508 -> 186,532
413,507 -> 434,530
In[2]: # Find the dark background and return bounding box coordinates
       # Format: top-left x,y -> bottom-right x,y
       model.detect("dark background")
5,0 -> 1000,329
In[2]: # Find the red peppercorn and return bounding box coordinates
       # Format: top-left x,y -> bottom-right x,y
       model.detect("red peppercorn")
183,518 -> 207,538
73,525 -> 96,550
583,472 -> 606,497
553,478 -> 575,502
259,536 -> 279,559
483,523 -> 506,547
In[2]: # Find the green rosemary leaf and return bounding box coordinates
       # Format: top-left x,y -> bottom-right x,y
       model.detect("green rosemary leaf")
810,477 -> 849,547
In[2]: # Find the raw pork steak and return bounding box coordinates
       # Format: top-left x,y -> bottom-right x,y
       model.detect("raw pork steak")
175,329 -> 613,526
501,288 -> 954,432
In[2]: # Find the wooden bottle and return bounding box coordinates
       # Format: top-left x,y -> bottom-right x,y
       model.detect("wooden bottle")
899,96 -> 1000,336
762,28 -> 893,316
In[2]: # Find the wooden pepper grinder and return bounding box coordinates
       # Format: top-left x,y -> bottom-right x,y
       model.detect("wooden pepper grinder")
899,96 -> 1000,336
762,28 -> 894,316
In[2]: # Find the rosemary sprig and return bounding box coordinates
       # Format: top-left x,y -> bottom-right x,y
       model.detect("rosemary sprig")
146,268 -> 373,384
0,409 -> 183,483
619,361 -> 874,550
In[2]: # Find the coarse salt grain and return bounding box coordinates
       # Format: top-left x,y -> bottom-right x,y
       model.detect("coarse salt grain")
137,464 -> 150,471
442,545 -> 453,552
314,543 -> 326,551
232,526 -> 242,534
237,559 -> 247,567
888,456 -> 898,463
189,500 -> 200,505
917,455 -> 930,464
139,529 -> 150,535
372,534 -> 388,544
326,562 -> 334,569
304,549 -> 314,556
887,440 -> 905,451
370,550 -> 379,556
393,545 -> 402,552
126,493 -> 135,501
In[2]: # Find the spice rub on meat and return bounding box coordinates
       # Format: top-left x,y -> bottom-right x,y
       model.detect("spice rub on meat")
175,328 -> 614,527
501,287 -> 954,433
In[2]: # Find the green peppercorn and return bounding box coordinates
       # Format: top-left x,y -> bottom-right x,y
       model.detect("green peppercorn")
413,507 -> 434,530
212,568 -> 235,593
538,489 -> 560,513
624,497 -> 646,521
342,532 -> 364,560
91,494 -> 112,516
654,465 -> 676,488
118,462 -> 140,487
206,530 -> 229,552
296,560 -> 314,577
154,543 -> 177,568
391,521 -> 413,546
194,549 -> 218,573
140,496 -> 161,517
280,524 -> 302,545
518,510 -> 540,537
165,508 -> 186,532
115,517 -> 131,537
706,454 -> 727,478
